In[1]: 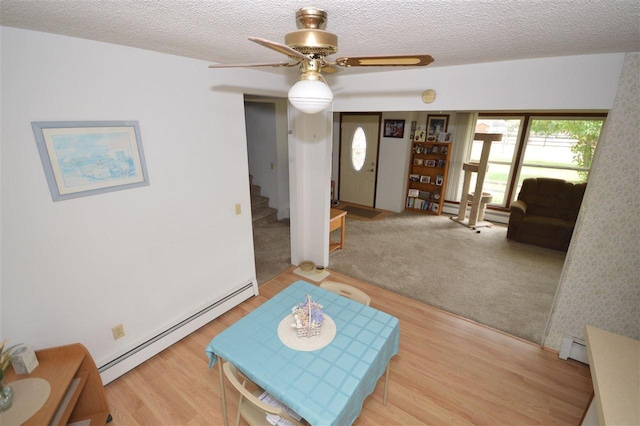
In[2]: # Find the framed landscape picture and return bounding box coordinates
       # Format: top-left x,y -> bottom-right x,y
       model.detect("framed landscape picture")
32,120 -> 149,201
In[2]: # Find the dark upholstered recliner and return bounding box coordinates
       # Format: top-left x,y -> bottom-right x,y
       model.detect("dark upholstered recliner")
507,178 -> 586,251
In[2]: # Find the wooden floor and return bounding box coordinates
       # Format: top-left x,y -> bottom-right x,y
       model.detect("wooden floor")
104,268 -> 593,425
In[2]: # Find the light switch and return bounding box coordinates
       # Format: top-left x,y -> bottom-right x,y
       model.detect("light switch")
235,203 -> 242,215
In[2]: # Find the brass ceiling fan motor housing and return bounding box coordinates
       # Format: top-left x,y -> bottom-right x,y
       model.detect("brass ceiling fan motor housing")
285,7 -> 338,57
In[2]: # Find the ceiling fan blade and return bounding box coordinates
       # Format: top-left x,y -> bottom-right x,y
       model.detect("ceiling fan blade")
248,37 -> 309,62
209,61 -> 299,69
335,54 -> 434,67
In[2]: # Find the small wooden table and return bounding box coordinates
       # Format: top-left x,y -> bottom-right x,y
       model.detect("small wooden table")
329,208 -> 347,253
2,343 -> 110,425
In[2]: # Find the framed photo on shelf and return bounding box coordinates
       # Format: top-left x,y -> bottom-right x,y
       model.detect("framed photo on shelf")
408,188 -> 419,197
437,159 -> 446,168
409,173 -> 420,182
425,160 -> 436,167
414,124 -> 426,142
435,175 -> 444,185
32,120 -> 149,202
431,145 -> 439,154
441,145 -> 448,154
426,114 -> 449,141
420,175 -> 431,183
383,119 -> 405,138
413,158 -> 424,166
438,132 -> 452,142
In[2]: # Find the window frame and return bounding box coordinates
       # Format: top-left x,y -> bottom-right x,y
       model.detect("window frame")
475,112 -> 607,210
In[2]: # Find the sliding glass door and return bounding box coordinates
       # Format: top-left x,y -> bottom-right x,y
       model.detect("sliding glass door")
471,114 -> 605,208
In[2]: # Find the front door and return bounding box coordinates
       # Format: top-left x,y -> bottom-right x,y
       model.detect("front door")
339,114 -> 380,207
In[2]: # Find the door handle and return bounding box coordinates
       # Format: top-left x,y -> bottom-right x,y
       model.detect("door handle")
367,168 -> 375,172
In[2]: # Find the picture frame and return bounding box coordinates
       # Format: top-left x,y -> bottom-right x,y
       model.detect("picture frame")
425,160 -> 436,167
435,175 -> 444,186
383,119 -> 405,138
431,145 -> 439,154
426,114 -> 449,141
438,132 -> 452,142
414,124 -> 426,142
420,175 -> 431,183
32,121 -> 149,202
441,145 -> 449,155
409,174 -> 420,182
413,158 -> 424,166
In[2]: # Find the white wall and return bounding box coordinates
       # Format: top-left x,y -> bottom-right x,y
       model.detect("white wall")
375,112 -> 415,212
0,27 -> 290,367
330,54 -> 624,112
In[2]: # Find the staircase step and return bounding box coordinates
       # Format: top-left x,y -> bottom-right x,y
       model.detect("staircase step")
252,206 -> 278,226
251,195 -> 270,210
250,184 -> 262,197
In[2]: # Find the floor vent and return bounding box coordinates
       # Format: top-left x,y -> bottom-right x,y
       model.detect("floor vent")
559,335 -> 589,365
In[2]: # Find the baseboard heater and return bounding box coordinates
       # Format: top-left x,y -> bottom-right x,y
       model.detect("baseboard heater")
559,335 -> 590,365
98,281 -> 256,384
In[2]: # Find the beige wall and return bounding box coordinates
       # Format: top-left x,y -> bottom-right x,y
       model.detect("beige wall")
544,53 -> 640,349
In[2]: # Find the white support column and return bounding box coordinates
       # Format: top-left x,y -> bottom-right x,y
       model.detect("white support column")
288,107 -> 333,268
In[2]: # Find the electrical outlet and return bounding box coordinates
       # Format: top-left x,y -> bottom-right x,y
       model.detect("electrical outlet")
235,203 -> 242,215
112,324 -> 125,340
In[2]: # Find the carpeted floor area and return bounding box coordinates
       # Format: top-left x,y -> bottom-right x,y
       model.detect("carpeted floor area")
253,211 -> 566,344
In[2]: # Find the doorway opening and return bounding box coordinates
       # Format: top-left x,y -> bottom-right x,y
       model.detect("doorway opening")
244,97 -> 292,284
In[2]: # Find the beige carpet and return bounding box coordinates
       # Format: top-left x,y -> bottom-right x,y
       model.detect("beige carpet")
253,211 -> 566,344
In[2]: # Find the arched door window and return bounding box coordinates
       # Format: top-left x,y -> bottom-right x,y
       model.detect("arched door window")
351,127 -> 366,171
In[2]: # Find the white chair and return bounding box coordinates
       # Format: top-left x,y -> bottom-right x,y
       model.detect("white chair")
320,281 -> 371,306
222,361 -> 305,426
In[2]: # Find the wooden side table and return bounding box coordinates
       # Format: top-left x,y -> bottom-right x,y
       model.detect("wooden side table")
3,343 -> 110,425
329,208 -> 347,253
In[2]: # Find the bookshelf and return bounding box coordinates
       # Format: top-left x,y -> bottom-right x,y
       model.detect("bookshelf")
406,141 -> 451,215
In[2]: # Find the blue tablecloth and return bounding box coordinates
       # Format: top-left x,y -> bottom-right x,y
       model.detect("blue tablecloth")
206,280 -> 400,426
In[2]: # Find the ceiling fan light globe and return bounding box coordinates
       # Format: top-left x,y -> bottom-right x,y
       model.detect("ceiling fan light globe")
288,79 -> 333,114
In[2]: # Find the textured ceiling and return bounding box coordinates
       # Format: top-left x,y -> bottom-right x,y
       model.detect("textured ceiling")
1,0 -> 639,73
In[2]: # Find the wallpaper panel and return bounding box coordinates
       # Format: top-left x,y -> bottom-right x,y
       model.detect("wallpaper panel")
544,52 -> 640,349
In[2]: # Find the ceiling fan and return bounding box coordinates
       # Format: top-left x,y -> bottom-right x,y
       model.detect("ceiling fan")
209,7 -> 434,114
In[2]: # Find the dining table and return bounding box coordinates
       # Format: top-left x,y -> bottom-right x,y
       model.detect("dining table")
206,280 -> 400,426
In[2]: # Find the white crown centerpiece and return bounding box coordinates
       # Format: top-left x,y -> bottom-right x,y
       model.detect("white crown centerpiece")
292,294 -> 324,338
